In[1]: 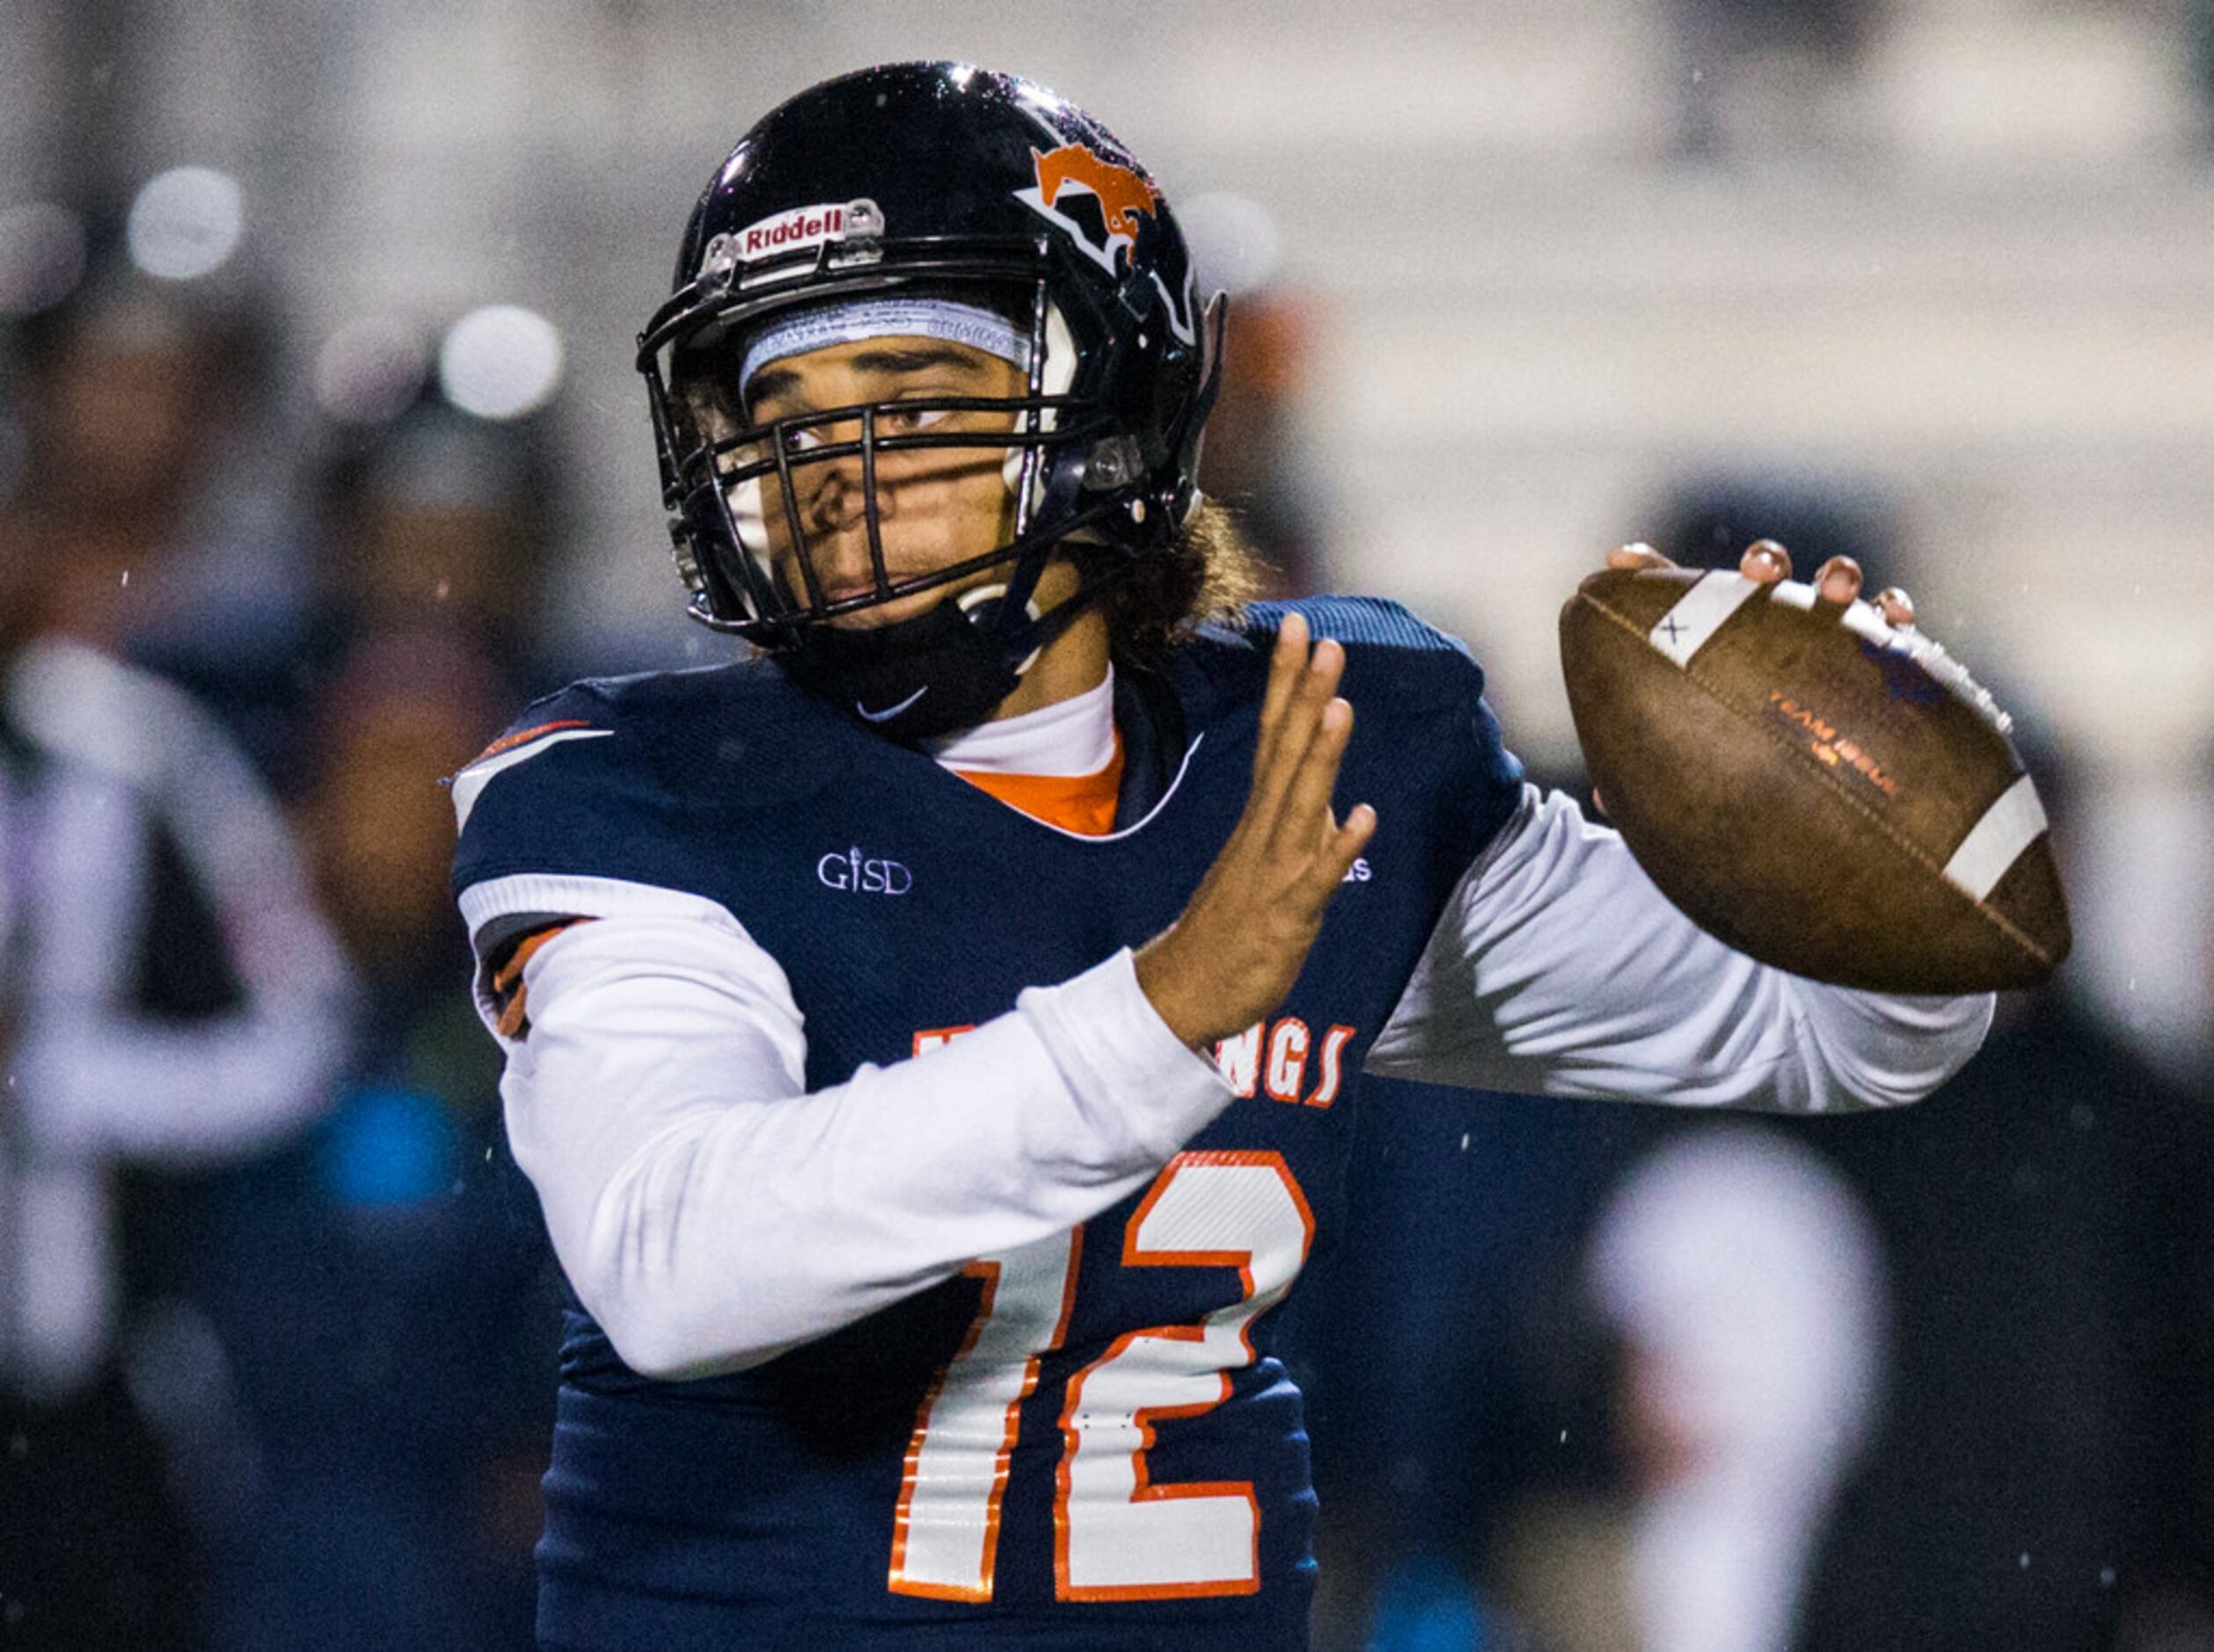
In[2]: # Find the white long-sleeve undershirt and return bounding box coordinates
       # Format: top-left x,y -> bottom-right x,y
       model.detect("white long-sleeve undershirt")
1365,785 -> 1992,1112
471,875 -> 1231,1380
922,668 -> 1117,775
467,693 -> 1991,1380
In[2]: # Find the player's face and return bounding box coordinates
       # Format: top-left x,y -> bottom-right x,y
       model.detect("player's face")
742,338 -> 1027,630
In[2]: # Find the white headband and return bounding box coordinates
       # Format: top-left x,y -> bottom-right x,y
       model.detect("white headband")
738,298 -> 1032,397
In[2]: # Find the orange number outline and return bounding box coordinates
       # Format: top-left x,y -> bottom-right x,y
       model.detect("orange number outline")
1051,1150 -> 1316,1602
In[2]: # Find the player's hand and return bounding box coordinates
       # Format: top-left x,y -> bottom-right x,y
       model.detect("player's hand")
1605,539 -> 1915,627
1135,612 -> 1377,1049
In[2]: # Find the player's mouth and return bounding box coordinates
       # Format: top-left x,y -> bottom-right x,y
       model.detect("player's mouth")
813,579 -> 947,630
810,564 -> 952,610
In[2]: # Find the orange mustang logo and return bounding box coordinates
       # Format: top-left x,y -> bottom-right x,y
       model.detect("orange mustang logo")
1031,143 -> 1159,263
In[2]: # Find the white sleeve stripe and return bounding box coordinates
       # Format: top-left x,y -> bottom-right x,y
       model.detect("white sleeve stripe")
1941,774 -> 2048,903
458,872 -> 749,945
1648,571 -> 1762,666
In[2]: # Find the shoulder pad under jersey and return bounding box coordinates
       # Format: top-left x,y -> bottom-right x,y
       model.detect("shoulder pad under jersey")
1195,595 -> 1523,833
449,660 -> 847,907
1190,596 -> 1485,713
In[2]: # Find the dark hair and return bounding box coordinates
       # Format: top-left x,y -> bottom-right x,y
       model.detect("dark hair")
1102,496 -> 1266,668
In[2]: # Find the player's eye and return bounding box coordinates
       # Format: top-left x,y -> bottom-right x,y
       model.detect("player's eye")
779,423 -> 826,454
881,405 -> 949,436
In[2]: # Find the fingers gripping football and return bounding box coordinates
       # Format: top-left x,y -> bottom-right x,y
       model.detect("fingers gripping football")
1136,613 -> 1377,1049
1606,539 -> 1917,629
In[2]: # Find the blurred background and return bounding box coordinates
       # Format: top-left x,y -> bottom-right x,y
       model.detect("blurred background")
1,1 -> 2210,1647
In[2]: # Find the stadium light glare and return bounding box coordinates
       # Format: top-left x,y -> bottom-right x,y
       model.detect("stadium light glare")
438,304 -> 564,420
127,166 -> 245,281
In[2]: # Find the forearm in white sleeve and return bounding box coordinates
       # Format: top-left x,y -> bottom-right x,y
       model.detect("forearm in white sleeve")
1364,786 -> 1993,1111
501,908 -> 1233,1381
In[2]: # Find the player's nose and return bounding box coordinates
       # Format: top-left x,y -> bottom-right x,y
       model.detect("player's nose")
804,466 -> 860,534
800,430 -> 871,535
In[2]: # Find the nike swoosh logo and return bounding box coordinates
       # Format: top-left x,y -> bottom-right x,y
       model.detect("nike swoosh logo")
854,685 -> 929,724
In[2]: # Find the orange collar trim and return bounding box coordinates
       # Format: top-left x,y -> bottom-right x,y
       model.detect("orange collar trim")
952,729 -> 1125,837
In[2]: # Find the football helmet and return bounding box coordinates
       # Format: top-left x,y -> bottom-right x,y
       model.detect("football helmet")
637,62 -> 1224,737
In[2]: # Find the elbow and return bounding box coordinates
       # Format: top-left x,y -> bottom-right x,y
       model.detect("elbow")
1825,1074 -> 1937,1113
1801,1056 -> 1954,1115
575,1260 -> 790,1382
585,1297 -> 693,1380
1889,990 -> 1997,1107
1806,989 -> 1997,1111
567,1155 -> 797,1381
594,1300 -> 751,1383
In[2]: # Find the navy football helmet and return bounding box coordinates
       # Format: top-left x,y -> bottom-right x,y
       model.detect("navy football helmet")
638,62 -> 1223,732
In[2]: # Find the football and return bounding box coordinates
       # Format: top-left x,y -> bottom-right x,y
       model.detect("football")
1559,563 -> 2071,993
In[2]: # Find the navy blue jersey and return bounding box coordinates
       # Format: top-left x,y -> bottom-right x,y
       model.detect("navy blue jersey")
453,598 -> 1523,1650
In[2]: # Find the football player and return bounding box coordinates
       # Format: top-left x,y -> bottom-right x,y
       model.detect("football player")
451,62 -> 1989,1650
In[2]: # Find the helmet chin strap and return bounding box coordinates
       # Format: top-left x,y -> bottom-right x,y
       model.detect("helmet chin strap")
956,583 -> 1044,677
780,563 -> 1120,744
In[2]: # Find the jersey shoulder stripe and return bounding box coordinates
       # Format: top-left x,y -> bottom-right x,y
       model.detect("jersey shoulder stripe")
450,725 -> 613,833
471,717 -> 598,764
449,661 -> 836,917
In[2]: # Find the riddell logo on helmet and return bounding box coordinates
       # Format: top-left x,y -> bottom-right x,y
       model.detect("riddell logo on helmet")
730,199 -> 881,262
1017,143 -> 1159,274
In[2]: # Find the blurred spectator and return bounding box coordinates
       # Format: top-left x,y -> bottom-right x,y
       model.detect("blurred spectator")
311,393 -> 564,707
194,625 -> 556,1650
10,278 -> 567,801
1296,1080 -> 1673,1652
1178,191 -> 1327,597
1664,0 -> 1885,158
1449,747 -> 2214,1650
1796,984 -> 2214,1649
1648,469 -> 1898,584
1493,1129 -> 1887,1652
0,346 -> 353,1644
1200,291 -> 1326,597
8,272 -> 315,789
4,271 -> 568,1645
1573,477 -> 2214,1647
2063,754 -> 2214,1087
